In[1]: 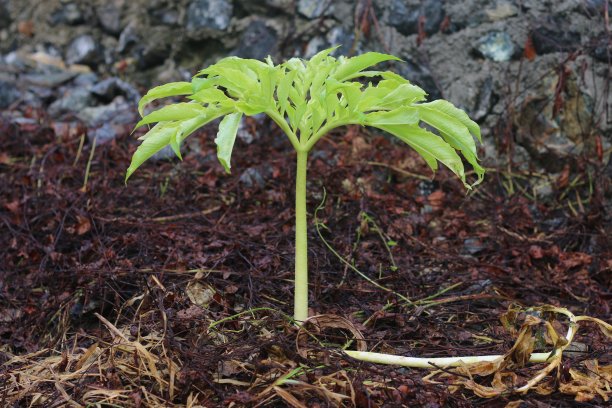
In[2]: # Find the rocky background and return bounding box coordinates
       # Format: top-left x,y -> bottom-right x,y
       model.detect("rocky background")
0,0 -> 610,188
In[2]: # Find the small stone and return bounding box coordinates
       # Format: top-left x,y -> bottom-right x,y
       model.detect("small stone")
236,0 -> 295,14
96,3 -> 123,35
476,31 -> 515,62
396,58 -> 441,99
48,88 -> 93,117
484,1 -> 518,21
91,77 -> 140,103
463,238 -> 484,255
149,8 -> 180,26
21,72 -> 77,88
234,20 -> 278,60
77,96 -> 136,127
65,35 -> 102,67
0,79 -> 20,108
88,122 -> 123,145
186,0 -> 233,32
472,77 -> 494,121
152,145 -> 176,161
239,167 -> 266,189
386,0 -> 444,36
591,33 -> 612,62
49,3 -> 84,26
298,0 -> 334,19
0,1 -> 11,30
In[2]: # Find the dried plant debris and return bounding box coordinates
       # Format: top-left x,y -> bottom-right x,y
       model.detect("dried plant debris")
425,306 -> 611,402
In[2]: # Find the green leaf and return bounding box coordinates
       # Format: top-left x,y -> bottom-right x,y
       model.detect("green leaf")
420,100 -> 481,141
364,106 -> 419,126
135,103 -> 208,128
332,52 -> 401,82
126,124 -> 178,181
376,124 -> 466,186
138,82 -> 193,116
416,101 -> 485,186
215,113 -> 243,174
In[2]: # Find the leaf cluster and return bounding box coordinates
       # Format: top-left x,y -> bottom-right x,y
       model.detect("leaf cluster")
127,48 -> 484,188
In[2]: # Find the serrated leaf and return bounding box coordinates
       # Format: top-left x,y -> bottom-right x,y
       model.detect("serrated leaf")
421,100 -> 481,141
138,82 -> 193,116
365,106 -> 419,126
332,52 -> 401,82
135,103 -> 208,128
215,113 -> 243,174
126,124 -> 178,181
376,124 -> 467,186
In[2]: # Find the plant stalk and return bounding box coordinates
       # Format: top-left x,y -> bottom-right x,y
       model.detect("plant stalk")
294,149 -> 309,323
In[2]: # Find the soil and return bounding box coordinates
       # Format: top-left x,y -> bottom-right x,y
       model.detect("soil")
0,106 -> 610,406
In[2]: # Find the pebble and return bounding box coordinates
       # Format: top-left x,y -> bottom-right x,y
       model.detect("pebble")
0,79 -> 20,108
297,0 -> 334,19
239,167 -> 266,189
234,20 -> 278,60
185,0 -> 233,32
88,122 -> 123,145
77,96 -> 136,127
96,3 -> 123,35
65,35 -> 102,67
386,0 -> 444,36
476,31 -> 515,62
90,77 -> 140,103
531,19 -> 581,54
48,88 -> 93,117
48,2 -> 84,26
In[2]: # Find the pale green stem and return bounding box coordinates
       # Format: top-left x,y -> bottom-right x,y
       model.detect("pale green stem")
294,149 -> 309,323
266,109 -> 301,151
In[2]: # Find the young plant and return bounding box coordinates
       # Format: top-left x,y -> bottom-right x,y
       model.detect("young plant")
126,48 -> 485,324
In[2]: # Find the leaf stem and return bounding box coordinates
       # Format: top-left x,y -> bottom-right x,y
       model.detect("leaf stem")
266,109 -> 301,151
294,150 -> 309,323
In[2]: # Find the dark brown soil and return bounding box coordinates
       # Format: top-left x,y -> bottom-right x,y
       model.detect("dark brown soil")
0,106 -> 610,407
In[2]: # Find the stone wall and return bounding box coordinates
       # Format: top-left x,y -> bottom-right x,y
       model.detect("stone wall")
1,0 -> 610,172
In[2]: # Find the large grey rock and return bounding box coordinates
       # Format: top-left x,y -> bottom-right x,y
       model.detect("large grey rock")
185,0 -> 233,32
234,20 -> 278,60
65,35 -> 102,67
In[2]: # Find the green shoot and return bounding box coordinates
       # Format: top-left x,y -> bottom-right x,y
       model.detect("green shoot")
126,47 -> 485,324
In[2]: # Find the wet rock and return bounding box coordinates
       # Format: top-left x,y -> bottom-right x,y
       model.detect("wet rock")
304,26 -> 355,58
0,79 -> 20,108
73,72 -> 99,87
463,238 -> 485,255
77,96 -> 137,127
186,0 -> 233,33
239,167 -> 266,189
472,76 -> 494,121
234,20 -> 278,60
88,122 -> 123,145
531,19 -> 581,55
21,71 -> 77,88
96,2 -> 124,35
117,25 -> 139,54
91,77 -> 140,103
149,8 -> 180,26
49,3 -> 85,26
590,33 -> 611,62
385,0 -> 445,36
0,1 -> 11,30
475,31 -> 515,62
298,0 -> 334,19
396,58 -> 441,99
65,35 -> 102,67
48,88 -> 93,117
236,0 -> 295,15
